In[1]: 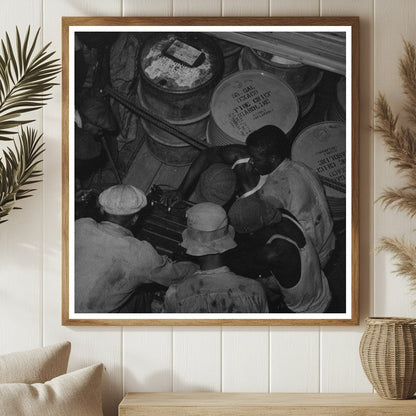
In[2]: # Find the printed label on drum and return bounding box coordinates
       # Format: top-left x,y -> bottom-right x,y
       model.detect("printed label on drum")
291,122 -> 346,198
316,145 -> 346,183
229,86 -> 274,136
211,71 -> 299,141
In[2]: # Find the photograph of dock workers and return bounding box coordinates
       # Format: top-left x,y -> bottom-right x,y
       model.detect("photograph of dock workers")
72,30 -> 348,315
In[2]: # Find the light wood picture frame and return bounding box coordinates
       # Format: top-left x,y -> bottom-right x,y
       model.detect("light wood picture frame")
62,16 -> 359,326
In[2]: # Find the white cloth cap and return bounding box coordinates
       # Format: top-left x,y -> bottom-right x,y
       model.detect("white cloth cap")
98,185 -> 147,215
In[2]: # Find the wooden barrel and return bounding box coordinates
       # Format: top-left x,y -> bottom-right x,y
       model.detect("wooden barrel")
138,33 -> 223,164
207,70 -> 299,145
326,76 -> 346,122
291,121 -> 346,220
239,47 -> 323,117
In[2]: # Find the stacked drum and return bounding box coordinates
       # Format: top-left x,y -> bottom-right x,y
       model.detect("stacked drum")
291,122 -> 346,220
215,37 -> 242,77
239,47 -> 323,118
138,33 -> 223,165
326,76 -> 346,122
207,70 -> 299,145
136,33 -> 347,221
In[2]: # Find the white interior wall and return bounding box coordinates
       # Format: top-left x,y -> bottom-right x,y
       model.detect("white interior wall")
1,1 -> 416,415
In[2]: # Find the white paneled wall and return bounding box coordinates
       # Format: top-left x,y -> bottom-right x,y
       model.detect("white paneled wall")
124,327 -> 173,392
173,0 -> 222,16
222,0 -> 269,16
222,327 -> 269,392
173,327 -> 222,391
124,0 -> 172,16
270,327 -> 320,392
270,0 -> 320,16
1,1 -> 416,415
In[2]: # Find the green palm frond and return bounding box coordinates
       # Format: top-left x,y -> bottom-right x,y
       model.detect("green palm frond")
0,27 -> 61,141
0,127 -> 44,223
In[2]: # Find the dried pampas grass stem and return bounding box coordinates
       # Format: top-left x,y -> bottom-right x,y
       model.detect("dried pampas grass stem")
376,40 -> 416,294
378,237 -> 416,299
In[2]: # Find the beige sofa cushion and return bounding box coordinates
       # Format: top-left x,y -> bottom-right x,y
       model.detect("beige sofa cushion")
0,341 -> 71,384
0,363 -> 104,416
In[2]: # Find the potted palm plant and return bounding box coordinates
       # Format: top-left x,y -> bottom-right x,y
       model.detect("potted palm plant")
0,27 -> 60,223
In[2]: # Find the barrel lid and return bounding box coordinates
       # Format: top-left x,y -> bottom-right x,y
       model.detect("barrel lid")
239,48 -> 323,97
140,33 -> 223,93
291,121 -> 346,198
210,70 -> 299,142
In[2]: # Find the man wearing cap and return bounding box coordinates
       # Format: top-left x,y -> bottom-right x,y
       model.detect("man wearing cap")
228,196 -> 332,314
75,184 -> 197,313
192,163 -> 237,207
161,125 -> 335,268
163,202 -> 268,313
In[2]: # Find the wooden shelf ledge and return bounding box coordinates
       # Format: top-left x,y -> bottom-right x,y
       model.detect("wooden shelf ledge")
119,392 -> 416,416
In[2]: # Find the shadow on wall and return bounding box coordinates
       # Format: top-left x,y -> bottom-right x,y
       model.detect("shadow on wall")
102,364 -> 123,416
123,368 -> 215,393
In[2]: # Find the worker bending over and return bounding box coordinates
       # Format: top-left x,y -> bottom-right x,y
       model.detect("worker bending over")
161,124 -> 335,267
75,184 -> 196,313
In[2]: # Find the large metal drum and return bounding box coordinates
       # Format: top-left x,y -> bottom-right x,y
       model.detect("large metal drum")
326,76 -> 346,122
239,47 -> 323,117
138,33 -> 223,165
291,122 -> 346,220
138,87 -> 206,166
207,70 -> 299,146
216,37 -> 242,77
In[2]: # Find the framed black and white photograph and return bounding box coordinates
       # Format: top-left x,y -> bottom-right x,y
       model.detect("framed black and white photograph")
62,16 -> 359,326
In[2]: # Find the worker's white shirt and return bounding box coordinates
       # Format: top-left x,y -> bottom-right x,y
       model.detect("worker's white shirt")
267,214 -> 331,313
259,158 -> 335,267
75,218 -> 196,312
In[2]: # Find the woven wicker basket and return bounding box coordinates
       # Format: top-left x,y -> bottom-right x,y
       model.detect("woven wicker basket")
359,317 -> 416,399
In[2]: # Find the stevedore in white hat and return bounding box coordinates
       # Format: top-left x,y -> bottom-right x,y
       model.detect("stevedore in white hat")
75,184 -> 197,313
163,202 -> 268,313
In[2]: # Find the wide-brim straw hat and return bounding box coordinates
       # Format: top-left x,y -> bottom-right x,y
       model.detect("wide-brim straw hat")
181,225 -> 237,256
181,202 -> 237,256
